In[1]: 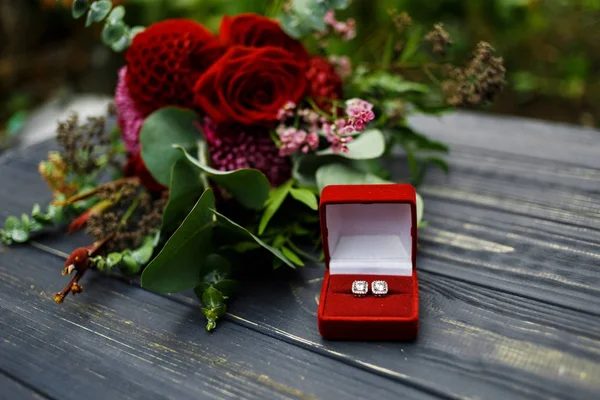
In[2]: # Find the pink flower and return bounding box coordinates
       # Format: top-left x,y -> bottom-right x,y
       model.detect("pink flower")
345,98 -> 375,132
201,120 -> 291,186
323,10 -> 356,41
115,67 -> 147,154
328,55 -> 352,79
278,126 -> 319,156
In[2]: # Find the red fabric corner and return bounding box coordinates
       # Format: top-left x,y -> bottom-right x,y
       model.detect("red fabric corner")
317,270 -> 419,341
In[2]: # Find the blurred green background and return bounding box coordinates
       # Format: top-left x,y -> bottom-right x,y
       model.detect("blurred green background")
1,0 -> 599,147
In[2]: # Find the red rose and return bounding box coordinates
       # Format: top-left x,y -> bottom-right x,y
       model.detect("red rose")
126,19 -> 225,114
194,46 -> 308,125
220,13 -> 308,63
306,56 -> 343,110
124,153 -> 167,193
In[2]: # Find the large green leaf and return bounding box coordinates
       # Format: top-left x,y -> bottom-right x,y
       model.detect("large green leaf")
161,160 -> 203,235
140,107 -> 200,186
317,129 -> 385,160
316,163 -> 390,191
289,188 -> 318,210
141,189 -> 215,293
176,146 -> 269,210
258,180 -> 293,234
212,209 -> 295,269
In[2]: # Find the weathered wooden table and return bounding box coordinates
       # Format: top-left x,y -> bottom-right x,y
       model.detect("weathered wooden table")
1,112 -> 599,400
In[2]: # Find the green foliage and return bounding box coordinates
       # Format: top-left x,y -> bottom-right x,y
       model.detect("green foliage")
142,189 -> 216,293
161,160 -> 203,235
86,1 -> 112,27
72,0 -> 144,52
212,209 -> 295,269
317,129 -> 386,160
93,234 -> 157,276
177,147 -> 270,210
289,188 -> 318,211
278,0 -> 351,38
1,203 -> 66,245
72,0 -> 90,19
140,107 -> 200,186
315,163 -> 390,191
259,179 -> 294,235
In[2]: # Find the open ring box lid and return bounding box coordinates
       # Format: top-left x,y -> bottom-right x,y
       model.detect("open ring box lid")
317,184 -> 419,341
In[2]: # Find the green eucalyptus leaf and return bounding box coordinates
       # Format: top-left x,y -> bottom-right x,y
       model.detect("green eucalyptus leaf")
142,189 -> 215,293
317,129 -> 386,160
202,286 -> 225,309
10,229 -> 29,243
86,0 -> 112,27
110,35 -> 131,52
201,305 -> 227,331
72,0 -> 90,19
193,282 -> 211,299
130,235 -> 156,265
107,5 -> 125,23
212,209 -> 295,269
200,254 -> 232,284
161,160 -> 203,235
120,253 -> 140,276
176,146 -> 269,210
214,280 -> 240,297
281,247 -> 305,267
316,163 -> 390,191
106,252 -> 123,268
130,26 -> 146,37
289,188 -> 318,210
102,21 -> 126,45
5,216 -> 20,231
258,180 -> 293,235
140,107 -> 200,186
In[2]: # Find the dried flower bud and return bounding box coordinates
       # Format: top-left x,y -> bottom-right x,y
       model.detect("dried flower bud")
425,23 -> 452,54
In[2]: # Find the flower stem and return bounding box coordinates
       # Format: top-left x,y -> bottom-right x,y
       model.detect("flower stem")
306,97 -> 332,120
197,140 -> 210,190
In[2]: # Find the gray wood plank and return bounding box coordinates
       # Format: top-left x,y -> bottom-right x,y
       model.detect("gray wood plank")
2,113 -> 600,400
0,247 -> 436,400
0,372 -> 48,400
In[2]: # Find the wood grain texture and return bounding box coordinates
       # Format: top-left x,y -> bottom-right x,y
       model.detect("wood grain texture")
0,247 -> 434,400
0,372 -> 48,400
1,112 -> 600,400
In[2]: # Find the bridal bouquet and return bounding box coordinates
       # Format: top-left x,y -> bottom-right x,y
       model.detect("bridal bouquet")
1,0 -> 504,330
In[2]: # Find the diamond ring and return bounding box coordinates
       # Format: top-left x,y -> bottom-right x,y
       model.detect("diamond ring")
371,280 -> 388,297
351,280 -> 368,297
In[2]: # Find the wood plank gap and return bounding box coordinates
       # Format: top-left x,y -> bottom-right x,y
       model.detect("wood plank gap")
0,368 -> 54,400
22,242 -> 459,400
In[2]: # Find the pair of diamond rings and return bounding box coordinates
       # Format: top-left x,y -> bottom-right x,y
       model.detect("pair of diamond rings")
352,280 -> 388,297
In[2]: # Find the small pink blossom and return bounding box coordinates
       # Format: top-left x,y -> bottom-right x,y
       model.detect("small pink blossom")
345,98 -> 375,132
323,10 -> 356,41
278,126 -> 319,156
115,67 -> 148,154
328,55 -> 352,79
277,101 -> 296,121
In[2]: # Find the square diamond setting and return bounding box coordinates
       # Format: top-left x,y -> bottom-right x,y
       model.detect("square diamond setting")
352,280 -> 368,297
371,280 -> 388,296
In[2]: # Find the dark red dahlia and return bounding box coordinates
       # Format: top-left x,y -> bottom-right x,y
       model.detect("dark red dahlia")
125,19 -> 225,114
202,119 -> 291,186
305,56 -> 343,111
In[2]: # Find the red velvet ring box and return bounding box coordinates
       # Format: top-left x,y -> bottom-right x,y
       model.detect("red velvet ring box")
317,184 -> 419,341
